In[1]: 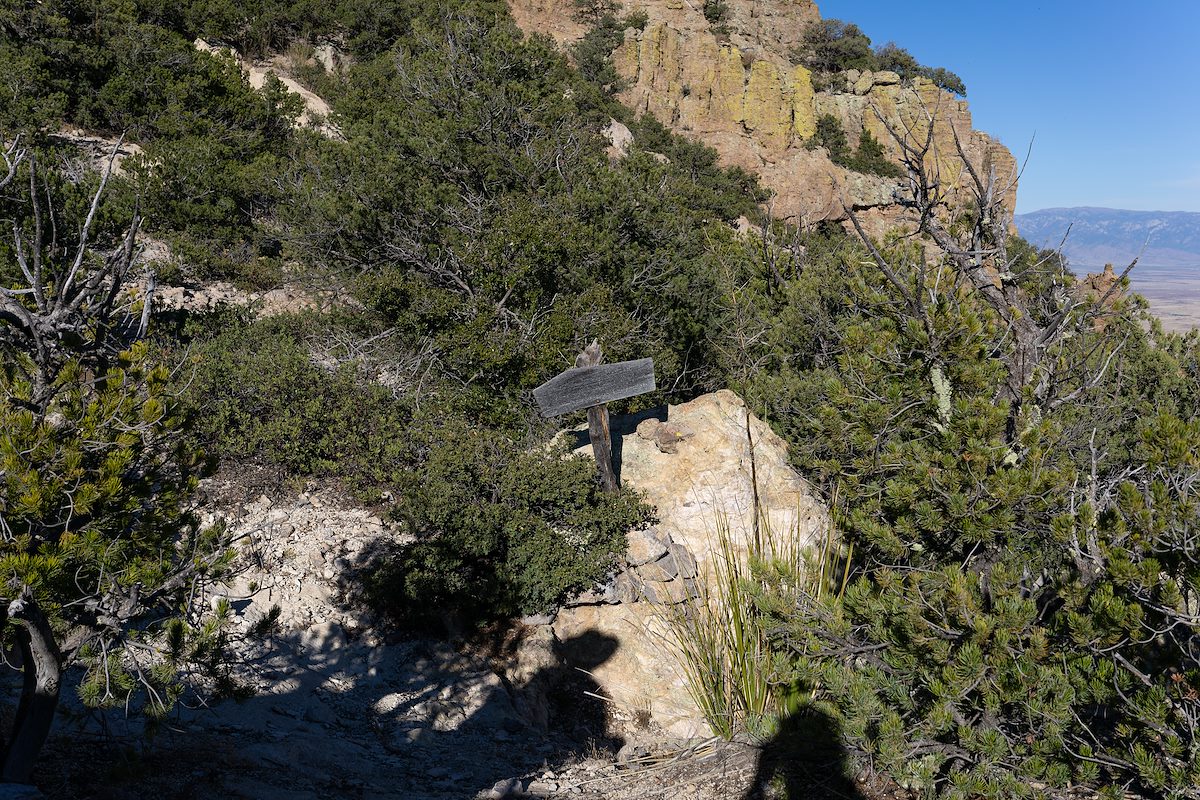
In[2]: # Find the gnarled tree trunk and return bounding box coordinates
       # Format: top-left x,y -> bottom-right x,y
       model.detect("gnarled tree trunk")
2,591 -> 62,784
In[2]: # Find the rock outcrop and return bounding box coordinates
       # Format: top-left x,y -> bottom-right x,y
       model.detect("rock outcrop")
548,390 -> 830,737
508,0 -> 1016,232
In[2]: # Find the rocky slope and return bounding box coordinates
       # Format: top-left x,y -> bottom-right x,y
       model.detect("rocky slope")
31,391 -> 832,799
511,0 -> 1016,233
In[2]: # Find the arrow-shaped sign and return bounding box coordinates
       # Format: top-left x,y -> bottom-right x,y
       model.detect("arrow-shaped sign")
533,345 -> 656,494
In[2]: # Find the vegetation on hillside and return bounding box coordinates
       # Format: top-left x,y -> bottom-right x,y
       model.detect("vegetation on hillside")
2,0 -> 1198,797
793,18 -> 967,96
808,114 -> 904,178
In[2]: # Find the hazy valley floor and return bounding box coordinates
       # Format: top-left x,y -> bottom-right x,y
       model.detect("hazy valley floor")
1127,265 -> 1200,332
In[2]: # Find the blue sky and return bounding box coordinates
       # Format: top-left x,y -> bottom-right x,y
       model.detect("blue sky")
814,1 -> 1200,214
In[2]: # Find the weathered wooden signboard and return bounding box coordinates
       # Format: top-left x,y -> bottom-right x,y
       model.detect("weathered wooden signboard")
533,341 -> 655,493
532,358 -> 655,418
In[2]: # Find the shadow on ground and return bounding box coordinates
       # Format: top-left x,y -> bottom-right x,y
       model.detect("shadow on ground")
743,707 -> 867,800
30,609 -> 625,799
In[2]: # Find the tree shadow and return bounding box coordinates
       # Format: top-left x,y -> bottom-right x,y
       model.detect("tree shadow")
744,706 -> 867,800
31,608 -> 626,799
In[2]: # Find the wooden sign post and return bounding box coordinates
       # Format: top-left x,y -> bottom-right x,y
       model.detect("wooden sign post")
533,341 -> 655,493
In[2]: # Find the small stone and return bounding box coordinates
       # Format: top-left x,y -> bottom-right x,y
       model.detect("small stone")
641,577 -> 691,604
485,778 -> 524,798
635,418 -> 662,440
612,572 -> 641,604
659,542 -> 697,580
626,527 -> 669,567
618,741 -> 651,764
634,559 -> 675,582
634,418 -> 694,454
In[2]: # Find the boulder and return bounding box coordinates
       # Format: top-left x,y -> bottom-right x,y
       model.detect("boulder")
626,526 -> 670,567
548,391 -> 829,737
853,70 -> 876,96
603,119 -> 634,159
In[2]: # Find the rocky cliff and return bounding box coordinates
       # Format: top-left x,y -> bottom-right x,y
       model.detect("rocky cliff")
510,0 -> 1016,232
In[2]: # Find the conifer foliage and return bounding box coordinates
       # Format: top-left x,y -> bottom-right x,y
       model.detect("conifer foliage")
740,115 -> 1200,798
0,143 -> 236,781
2,1 -> 1197,795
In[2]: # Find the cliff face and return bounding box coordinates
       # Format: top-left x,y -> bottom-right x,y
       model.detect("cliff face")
509,0 -> 1016,231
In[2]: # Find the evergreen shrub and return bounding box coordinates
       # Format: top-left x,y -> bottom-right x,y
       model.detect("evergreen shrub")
741,232 -> 1200,798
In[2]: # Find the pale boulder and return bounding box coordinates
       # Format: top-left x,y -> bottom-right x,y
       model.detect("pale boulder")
551,391 -> 829,738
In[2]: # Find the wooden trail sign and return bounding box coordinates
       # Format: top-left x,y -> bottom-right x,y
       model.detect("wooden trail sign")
533,342 -> 655,493
532,358 -> 656,418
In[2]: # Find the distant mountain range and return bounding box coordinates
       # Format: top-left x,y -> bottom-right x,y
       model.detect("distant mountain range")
1015,208 -> 1200,269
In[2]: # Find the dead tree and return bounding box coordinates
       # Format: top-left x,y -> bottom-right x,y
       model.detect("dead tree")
0,141 -> 232,782
0,140 -> 149,412
846,97 -> 1135,445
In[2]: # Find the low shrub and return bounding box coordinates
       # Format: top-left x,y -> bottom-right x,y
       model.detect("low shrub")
792,20 -> 967,97
173,312 -> 411,486
361,424 -> 651,627
172,311 -> 650,628
807,115 -> 903,178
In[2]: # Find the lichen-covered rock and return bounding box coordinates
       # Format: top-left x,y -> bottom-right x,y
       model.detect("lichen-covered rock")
613,23 -> 815,156
507,0 -> 1016,232
852,70 -> 876,96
